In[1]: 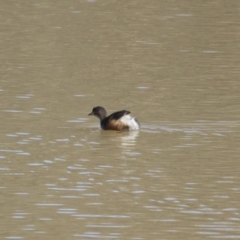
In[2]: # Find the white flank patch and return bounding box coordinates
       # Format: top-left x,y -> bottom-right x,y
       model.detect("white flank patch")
119,114 -> 140,130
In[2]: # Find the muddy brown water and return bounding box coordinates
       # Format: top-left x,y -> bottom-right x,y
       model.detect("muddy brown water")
1,1 -> 240,239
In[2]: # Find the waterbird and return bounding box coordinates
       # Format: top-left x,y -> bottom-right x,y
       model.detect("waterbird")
88,106 -> 140,131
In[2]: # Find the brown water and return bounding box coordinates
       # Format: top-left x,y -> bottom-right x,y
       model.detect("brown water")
1,1 -> 240,239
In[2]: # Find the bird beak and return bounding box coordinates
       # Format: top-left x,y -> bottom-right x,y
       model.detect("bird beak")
88,112 -> 94,116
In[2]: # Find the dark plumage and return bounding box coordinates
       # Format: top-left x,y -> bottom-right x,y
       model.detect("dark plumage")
88,106 -> 140,131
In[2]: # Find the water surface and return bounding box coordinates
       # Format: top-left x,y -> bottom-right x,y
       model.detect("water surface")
1,1 -> 240,239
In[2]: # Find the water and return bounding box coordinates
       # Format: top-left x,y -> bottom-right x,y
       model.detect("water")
1,1 -> 240,239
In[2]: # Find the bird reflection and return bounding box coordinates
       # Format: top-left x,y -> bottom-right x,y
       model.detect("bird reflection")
113,131 -> 140,156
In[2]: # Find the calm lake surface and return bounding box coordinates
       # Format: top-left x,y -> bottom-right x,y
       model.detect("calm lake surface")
1,1 -> 240,239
